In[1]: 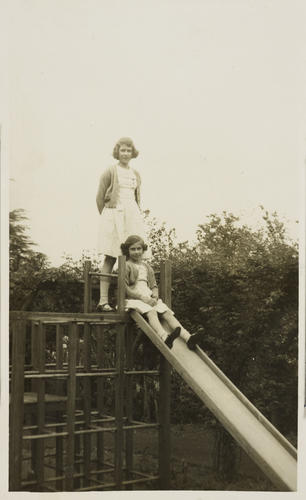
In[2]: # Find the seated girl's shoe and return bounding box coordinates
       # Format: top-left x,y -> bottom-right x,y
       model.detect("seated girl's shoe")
186,332 -> 202,351
96,303 -> 114,312
165,327 -> 181,349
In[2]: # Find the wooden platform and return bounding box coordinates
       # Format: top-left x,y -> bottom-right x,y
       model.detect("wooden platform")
10,311 -> 130,323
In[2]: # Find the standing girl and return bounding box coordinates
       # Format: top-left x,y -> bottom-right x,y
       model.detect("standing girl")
121,235 -> 201,350
96,138 -> 147,311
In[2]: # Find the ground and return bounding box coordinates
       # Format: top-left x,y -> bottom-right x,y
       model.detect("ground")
22,424 -> 276,491
130,424 -> 276,491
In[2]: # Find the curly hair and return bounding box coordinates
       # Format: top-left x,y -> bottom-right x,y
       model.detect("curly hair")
113,137 -> 139,160
120,235 -> 148,257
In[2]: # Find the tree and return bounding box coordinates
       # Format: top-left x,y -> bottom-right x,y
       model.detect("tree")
9,209 -> 51,310
9,207 -> 298,484
146,209 -> 298,480
143,210 -> 178,267
9,209 -> 97,312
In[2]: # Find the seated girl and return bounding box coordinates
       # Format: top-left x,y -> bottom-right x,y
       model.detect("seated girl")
121,235 -> 201,350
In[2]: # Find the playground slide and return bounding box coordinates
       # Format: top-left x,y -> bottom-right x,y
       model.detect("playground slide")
130,311 -> 297,492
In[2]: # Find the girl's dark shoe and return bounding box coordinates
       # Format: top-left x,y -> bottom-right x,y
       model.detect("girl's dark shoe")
96,303 -> 114,312
187,332 -> 202,351
165,327 -> 181,349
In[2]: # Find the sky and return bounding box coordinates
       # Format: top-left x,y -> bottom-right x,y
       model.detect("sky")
7,0 -> 306,266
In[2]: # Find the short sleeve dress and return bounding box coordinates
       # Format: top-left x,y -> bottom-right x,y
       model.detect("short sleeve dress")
125,262 -> 173,315
98,165 -> 147,258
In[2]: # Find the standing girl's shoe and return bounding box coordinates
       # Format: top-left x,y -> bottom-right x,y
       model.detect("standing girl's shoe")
96,138 -> 147,309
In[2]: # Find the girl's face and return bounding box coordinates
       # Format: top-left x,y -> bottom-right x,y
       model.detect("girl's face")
118,144 -> 133,165
128,242 -> 144,262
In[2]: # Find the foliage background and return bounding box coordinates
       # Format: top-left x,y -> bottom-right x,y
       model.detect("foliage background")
9,207 -> 298,480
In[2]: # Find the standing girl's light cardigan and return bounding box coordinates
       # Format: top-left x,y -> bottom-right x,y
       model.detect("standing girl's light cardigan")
96,165 -> 141,214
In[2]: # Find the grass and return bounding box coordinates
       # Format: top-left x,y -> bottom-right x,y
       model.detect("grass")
21,423 -> 278,491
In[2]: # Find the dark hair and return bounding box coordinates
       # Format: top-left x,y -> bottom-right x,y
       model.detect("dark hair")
113,137 -> 139,160
120,235 -> 148,257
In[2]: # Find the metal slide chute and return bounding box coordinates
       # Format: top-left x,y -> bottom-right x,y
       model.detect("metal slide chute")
130,311 -> 297,492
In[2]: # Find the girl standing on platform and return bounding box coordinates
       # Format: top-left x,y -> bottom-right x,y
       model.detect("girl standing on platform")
96,138 -> 147,312
121,235 -> 201,350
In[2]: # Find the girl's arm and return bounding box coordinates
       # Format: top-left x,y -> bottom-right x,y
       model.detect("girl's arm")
133,168 -> 141,207
125,284 -> 143,300
125,265 -> 140,299
96,168 -> 111,214
125,263 -> 156,305
151,286 -> 159,299
125,285 -> 155,305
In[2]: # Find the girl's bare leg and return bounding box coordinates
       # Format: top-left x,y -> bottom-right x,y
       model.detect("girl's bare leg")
161,311 -> 190,342
145,310 -> 168,341
146,310 -> 181,349
161,311 -> 202,350
98,255 -> 116,306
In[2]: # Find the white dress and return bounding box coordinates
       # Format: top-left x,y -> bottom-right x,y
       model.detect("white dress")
98,165 -> 147,258
125,263 -> 174,315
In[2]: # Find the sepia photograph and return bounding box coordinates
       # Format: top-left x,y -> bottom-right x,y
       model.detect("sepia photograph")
2,0 -> 306,498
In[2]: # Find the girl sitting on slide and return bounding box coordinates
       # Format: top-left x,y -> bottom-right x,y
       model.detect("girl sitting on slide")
121,235 -> 201,350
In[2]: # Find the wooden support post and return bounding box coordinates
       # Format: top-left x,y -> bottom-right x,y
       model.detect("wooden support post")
9,319 -> 26,491
74,410 -> 81,490
74,325 -> 81,489
30,321 -> 38,476
31,321 -> 39,392
84,260 -> 92,313
35,321 -> 46,491
125,323 -> 134,489
117,255 -> 126,313
65,322 -> 78,491
96,324 -> 105,483
115,324 -> 125,489
158,261 -> 172,490
56,324 -> 64,389
83,322 -> 92,486
82,261 -> 92,488
55,324 -> 64,491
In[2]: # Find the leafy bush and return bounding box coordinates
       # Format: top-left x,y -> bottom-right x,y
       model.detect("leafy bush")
9,208 -> 298,436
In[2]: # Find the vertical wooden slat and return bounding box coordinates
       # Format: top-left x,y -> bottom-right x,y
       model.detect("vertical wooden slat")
117,255 -> 126,313
158,261 -> 171,490
159,261 -> 172,309
84,260 -> 92,313
83,322 -> 92,486
74,326 -> 81,491
56,324 -> 64,391
31,321 -> 39,392
83,258 -> 93,487
9,319 -> 26,491
65,322 -> 78,491
30,321 -> 38,476
35,321 -> 46,491
76,333 -> 81,367
74,413 -> 81,490
55,324 -> 64,491
125,323 -> 134,489
114,324 -> 125,489
96,324 -> 105,482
